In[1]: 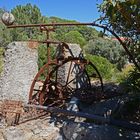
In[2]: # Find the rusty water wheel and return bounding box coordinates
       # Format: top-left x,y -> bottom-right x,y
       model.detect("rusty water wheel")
28,62 -> 57,105
28,61 -> 70,107
29,57 -> 103,107
46,57 -> 104,103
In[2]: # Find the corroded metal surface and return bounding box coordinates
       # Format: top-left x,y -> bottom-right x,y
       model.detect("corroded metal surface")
0,100 -> 47,125
0,100 -> 23,125
22,25 -> 104,107
4,22 -> 104,122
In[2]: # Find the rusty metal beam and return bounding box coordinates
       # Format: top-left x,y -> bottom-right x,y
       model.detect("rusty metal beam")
7,22 -> 94,28
29,40 -> 62,44
24,104 -> 140,132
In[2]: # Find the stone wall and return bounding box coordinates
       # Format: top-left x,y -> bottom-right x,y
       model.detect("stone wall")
0,42 -> 38,103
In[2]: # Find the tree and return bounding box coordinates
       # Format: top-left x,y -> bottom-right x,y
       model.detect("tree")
77,26 -> 99,41
49,16 -> 99,41
98,0 -> 140,71
84,37 -> 127,70
86,54 -> 118,80
63,31 -> 86,47
11,3 -> 45,40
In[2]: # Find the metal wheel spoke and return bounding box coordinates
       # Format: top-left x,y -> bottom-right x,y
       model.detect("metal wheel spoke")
29,57 -> 103,107
66,61 -> 73,85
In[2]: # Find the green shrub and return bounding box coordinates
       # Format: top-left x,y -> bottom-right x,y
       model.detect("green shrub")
116,64 -> 134,83
121,68 -> 140,93
85,54 -> 119,81
84,37 -> 127,70
38,44 -> 55,70
63,31 -> 86,47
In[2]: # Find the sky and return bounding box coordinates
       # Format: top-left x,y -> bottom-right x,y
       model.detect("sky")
0,0 -> 103,22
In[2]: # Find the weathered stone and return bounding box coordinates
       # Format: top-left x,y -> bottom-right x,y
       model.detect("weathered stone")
62,121 -> 140,140
0,42 -> 38,103
79,98 -> 120,117
0,131 -> 4,140
57,43 -> 89,89
3,126 -> 33,140
1,12 -> 15,26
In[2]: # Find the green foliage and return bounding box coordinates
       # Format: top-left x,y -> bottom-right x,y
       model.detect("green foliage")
84,37 -> 127,70
63,31 -> 86,47
99,0 -> 140,69
99,0 -> 140,32
38,45 -> 47,69
38,44 -> 55,69
11,3 -> 45,40
116,64 -> 134,82
85,54 -> 119,80
121,68 -> 140,93
48,17 -> 77,41
48,17 -> 99,42
1,4 -> 127,79
77,26 -> 99,41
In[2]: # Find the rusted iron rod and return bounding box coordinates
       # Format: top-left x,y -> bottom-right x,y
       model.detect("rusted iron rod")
24,104 -> 140,132
29,40 -> 62,44
38,40 -> 61,44
7,22 -> 94,28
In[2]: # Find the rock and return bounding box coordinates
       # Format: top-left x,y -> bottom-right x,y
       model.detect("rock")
0,42 -> 38,103
79,97 -> 120,118
62,121 -> 140,140
1,12 -> 15,26
1,117 -> 61,140
67,97 -> 79,112
0,132 -> 4,140
62,122 -> 124,140
3,126 -> 32,140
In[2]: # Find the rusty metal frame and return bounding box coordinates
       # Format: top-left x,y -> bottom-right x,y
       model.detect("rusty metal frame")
6,22 -> 104,107
7,22 -> 94,28
2,21 -> 139,131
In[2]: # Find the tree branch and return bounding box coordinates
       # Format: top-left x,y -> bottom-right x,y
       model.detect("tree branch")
91,22 -> 140,71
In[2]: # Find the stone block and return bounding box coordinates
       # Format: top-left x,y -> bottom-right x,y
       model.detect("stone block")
0,42 -> 38,103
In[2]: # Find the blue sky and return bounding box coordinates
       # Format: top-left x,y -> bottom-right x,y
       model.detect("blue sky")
0,0 -> 103,22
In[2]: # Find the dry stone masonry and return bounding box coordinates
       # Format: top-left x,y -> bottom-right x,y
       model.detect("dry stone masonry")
0,42 -> 38,103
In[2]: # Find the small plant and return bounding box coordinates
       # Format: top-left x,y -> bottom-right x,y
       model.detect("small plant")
116,64 -> 134,83
121,68 -> 140,93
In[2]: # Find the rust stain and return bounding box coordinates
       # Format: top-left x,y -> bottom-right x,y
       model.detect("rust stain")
28,41 -> 39,49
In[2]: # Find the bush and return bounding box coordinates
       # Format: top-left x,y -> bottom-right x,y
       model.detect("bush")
38,44 -> 55,70
85,54 -> 119,81
63,31 -> 86,47
84,37 -> 127,70
116,64 -> 134,83
120,68 -> 140,93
